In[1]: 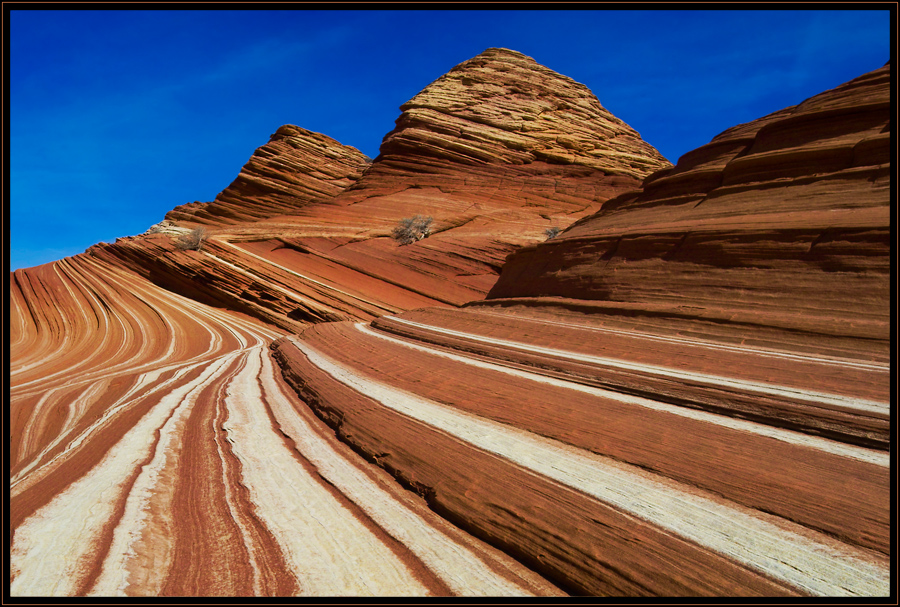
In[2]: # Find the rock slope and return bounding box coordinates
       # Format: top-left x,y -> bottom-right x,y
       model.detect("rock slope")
9,256 -> 561,597
269,63 -> 891,595
271,310 -> 889,596
250,47 -> 671,312
87,47 -> 672,328
489,63 -> 891,361
9,54 -> 890,598
165,125 -> 370,225
343,47 -> 669,196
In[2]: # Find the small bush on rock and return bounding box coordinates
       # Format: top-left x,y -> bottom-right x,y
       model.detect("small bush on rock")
175,227 -> 209,252
391,215 -> 433,245
544,226 -> 562,240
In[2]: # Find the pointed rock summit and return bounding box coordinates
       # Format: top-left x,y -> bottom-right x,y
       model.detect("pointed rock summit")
93,48 -> 677,320
166,125 -> 370,226
380,47 -> 670,176
338,48 -> 671,209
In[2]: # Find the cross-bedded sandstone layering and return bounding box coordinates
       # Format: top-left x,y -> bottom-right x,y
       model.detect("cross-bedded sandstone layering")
86,47 -> 672,330
485,61 -> 891,447
10,49 -> 890,598
165,125 -> 371,226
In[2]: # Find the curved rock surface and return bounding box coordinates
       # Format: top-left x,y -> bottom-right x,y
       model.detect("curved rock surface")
9,256 -> 564,597
383,47 -> 669,175
328,47 -> 670,263
488,63 -> 891,360
165,125 -> 370,226
241,48 -> 670,313
9,54 -> 890,598
264,62 -> 890,595
272,311 -> 889,596
95,47 -> 672,327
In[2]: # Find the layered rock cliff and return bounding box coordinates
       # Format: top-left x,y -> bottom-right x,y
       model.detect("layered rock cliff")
10,52 -> 890,598
89,47 -> 672,328
343,47 -> 669,196
245,48 -> 671,312
487,63 -> 890,358
268,63 -> 891,595
165,125 -> 370,225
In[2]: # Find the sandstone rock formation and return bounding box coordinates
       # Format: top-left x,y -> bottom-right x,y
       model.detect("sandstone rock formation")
272,310 -> 889,596
488,63 -> 890,363
343,47 -> 669,196
9,256 -> 562,597
165,125 -> 371,225
248,48 -> 671,312
9,52 -> 890,598
87,47 -> 673,329
267,63 -> 891,595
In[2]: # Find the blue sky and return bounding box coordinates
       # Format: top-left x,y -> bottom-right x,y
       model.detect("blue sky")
9,9 -> 891,270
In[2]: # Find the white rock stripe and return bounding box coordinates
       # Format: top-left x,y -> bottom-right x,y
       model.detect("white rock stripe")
13,379 -> 111,478
472,309 -> 890,371
258,350 -> 538,596
11,362 -> 205,493
205,254 -> 335,317
220,347 -> 429,596
357,324 -> 888,468
86,355 -> 236,596
385,317 -> 890,415
212,358 -> 267,596
294,338 -> 890,597
14,390 -> 56,465
10,353 -> 240,597
218,240 -> 395,313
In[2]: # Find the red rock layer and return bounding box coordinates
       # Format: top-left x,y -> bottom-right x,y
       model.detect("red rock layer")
224,48 -> 672,312
10,256 -> 565,597
313,48 -> 671,295
102,47 -> 673,326
165,125 -> 370,226
11,52 -> 891,598
10,47 -> 678,596
347,47 -> 670,189
487,63 -> 891,359
271,315 -> 889,596
261,63 -> 890,596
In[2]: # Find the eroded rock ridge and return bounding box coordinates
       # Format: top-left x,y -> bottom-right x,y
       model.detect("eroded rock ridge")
166,125 -> 370,225
10,52 -> 889,598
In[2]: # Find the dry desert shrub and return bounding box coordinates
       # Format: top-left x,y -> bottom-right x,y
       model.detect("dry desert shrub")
175,227 -> 209,251
544,226 -> 562,240
391,215 -> 433,245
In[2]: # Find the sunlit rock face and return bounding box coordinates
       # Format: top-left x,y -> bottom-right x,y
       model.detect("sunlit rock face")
10,52 -> 890,598
165,125 -> 371,226
84,47 -> 673,328
267,63 -> 890,596
333,46 -> 670,227
356,47 -> 670,179
9,256 -> 563,597
488,63 -> 891,359
249,47 -> 673,313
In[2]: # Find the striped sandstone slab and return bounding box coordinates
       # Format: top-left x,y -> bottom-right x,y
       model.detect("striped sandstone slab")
10,256 -> 561,597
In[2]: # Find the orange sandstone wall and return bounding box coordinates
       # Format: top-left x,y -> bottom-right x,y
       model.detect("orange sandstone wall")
486,63 -> 890,354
